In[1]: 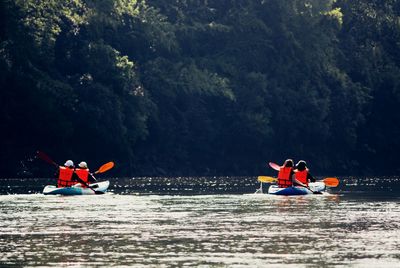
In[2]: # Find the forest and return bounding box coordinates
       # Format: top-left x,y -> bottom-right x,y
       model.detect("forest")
1,0 -> 400,177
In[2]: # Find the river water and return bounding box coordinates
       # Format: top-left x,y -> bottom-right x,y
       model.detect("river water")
0,176 -> 399,267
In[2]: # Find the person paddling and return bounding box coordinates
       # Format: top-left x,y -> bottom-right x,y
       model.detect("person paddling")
277,159 -> 295,188
293,160 -> 315,187
74,161 -> 93,187
57,160 -> 76,188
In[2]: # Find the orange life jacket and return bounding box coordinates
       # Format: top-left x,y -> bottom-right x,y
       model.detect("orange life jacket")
277,167 -> 293,188
295,169 -> 308,186
57,166 -> 75,188
75,168 -> 90,187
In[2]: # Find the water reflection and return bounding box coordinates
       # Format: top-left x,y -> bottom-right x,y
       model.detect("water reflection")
2,176 -> 400,196
1,193 -> 399,266
0,177 -> 400,266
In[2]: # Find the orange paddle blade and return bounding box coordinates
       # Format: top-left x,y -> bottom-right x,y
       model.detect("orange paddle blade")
95,161 -> 114,174
324,177 -> 339,187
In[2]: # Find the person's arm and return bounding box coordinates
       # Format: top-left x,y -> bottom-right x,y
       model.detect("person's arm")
293,178 -> 307,187
71,171 -> 80,181
88,172 -> 97,183
291,173 -> 307,187
290,171 -> 296,185
308,173 -> 315,182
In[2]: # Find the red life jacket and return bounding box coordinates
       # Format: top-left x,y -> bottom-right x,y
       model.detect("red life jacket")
57,166 -> 75,188
295,170 -> 308,186
75,168 -> 89,187
277,167 -> 293,188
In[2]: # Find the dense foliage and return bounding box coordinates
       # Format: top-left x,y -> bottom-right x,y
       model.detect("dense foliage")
1,0 -> 399,176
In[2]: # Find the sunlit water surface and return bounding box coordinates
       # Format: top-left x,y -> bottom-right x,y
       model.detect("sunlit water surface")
0,177 -> 400,267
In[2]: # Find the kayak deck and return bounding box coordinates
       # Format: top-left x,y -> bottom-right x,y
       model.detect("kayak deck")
268,181 -> 326,195
43,181 -> 110,195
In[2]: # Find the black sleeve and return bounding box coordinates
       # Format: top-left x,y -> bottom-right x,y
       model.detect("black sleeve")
88,173 -> 97,183
71,172 -> 80,182
308,173 -> 315,182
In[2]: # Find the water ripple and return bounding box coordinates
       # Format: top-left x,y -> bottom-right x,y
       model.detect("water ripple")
0,177 -> 400,266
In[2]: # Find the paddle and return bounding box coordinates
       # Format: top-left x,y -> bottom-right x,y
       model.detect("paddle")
36,151 -> 105,195
304,185 -> 322,194
258,176 -> 278,183
254,181 -> 263,194
93,161 -> 114,174
268,162 -> 280,171
257,176 -> 339,187
88,162 -> 115,182
37,151 -> 58,167
68,175 -> 103,194
323,177 -> 339,187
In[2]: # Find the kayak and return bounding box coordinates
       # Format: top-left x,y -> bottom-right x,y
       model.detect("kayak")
43,181 -> 110,195
268,181 -> 326,195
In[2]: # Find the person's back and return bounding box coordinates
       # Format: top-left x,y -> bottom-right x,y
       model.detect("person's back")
277,159 -> 294,188
57,160 -> 75,188
293,160 -> 315,186
75,161 -> 90,187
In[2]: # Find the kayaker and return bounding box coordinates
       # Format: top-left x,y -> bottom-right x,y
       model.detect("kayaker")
74,161 -> 92,187
277,159 -> 294,188
57,160 -> 76,188
293,160 -> 315,187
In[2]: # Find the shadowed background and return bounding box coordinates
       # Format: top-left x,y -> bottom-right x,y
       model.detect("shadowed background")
1,0 -> 400,177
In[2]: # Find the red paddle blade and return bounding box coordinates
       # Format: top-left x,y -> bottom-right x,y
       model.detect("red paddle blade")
324,177 -> 339,187
95,162 -> 114,174
37,151 -> 57,166
268,162 -> 280,171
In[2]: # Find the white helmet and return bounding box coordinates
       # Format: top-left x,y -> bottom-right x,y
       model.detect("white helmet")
78,161 -> 87,168
64,160 -> 74,167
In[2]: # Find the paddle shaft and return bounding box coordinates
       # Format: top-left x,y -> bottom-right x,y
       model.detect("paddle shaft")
74,175 -> 104,194
37,151 -> 58,167
304,185 -> 322,194
258,176 -> 338,188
